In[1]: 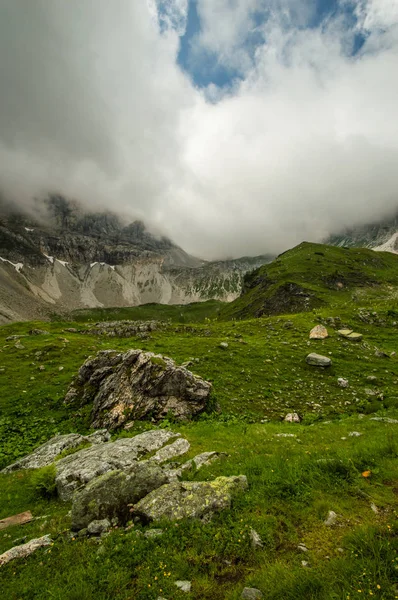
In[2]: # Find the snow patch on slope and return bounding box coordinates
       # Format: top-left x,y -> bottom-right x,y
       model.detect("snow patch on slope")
0,257 -> 23,272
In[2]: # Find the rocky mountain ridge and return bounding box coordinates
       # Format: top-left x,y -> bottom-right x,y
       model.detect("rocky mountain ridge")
0,196 -> 271,323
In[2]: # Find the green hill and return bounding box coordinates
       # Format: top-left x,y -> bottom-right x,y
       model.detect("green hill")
221,242 -> 398,320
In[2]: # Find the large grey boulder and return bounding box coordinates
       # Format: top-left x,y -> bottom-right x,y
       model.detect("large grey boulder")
1,431 -> 110,474
71,462 -> 168,530
64,349 -> 212,429
55,430 -> 180,500
133,475 -> 248,523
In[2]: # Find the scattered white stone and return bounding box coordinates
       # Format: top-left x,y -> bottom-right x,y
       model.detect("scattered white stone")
219,342 -> 229,349
301,560 -> 309,567
370,503 -> 379,514
275,433 -> 296,438
284,413 -> 301,423
370,417 -> 398,424
324,511 -> 337,526
297,544 -> 308,552
337,378 -> 349,388
175,581 -> 191,593
348,432 -> 362,437
24,227 -> 34,232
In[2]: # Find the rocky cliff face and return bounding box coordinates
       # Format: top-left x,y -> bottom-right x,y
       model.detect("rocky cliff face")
327,212 -> 398,253
0,197 -> 271,322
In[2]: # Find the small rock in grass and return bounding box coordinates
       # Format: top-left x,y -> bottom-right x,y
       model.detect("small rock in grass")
298,544 -> 308,552
301,560 -> 309,567
249,529 -> 263,549
324,511 -> 337,526
144,529 -> 164,539
284,413 -> 301,423
241,588 -> 264,600
219,342 -> 229,349
305,353 -> 332,367
337,378 -> 349,388
175,581 -> 191,593
87,519 -> 111,536
275,433 -> 296,438
366,375 -> 378,383
348,431 -> 362,437
375,349 -> 389,358
370,503 -> 379,514
309,325 -> 328,340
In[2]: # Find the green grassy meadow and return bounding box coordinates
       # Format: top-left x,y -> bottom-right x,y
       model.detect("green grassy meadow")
0,243 -> 398,599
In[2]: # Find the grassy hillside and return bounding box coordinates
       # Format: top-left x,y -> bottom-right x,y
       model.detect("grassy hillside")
1,243 -> 398,599
221,242 -> 398,320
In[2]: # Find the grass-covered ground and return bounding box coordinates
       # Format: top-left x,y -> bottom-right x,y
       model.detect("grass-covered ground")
1,243 -> 398,598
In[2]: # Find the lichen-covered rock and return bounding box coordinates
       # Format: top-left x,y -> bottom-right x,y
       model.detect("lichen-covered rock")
71,462 -> 168,530
55,430 -> 180,500
64,349 -> 212,429
133,475 -> 248,523
1,431 -> 110,473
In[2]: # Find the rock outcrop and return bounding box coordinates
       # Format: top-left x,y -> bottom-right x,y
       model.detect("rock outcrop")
64,349 -> 212,429
1,430 -> 110,473
55,430 -> 181,500
2,427 -> 246,532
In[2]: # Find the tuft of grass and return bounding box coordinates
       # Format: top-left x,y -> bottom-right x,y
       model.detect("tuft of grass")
30,464 -> 57,499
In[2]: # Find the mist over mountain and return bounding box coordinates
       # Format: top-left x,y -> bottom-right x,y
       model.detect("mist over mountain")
0,1 -> 398,258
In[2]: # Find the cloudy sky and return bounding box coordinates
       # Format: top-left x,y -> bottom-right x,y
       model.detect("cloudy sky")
0,0 -> 397,258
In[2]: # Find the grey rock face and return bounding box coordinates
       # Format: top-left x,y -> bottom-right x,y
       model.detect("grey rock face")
1,431 -> 110,473
71,463 -> 168,530
305,353 -> 332,367
133,475 -> 248,523
64,349 -> 212,429
55,430 -> 179,500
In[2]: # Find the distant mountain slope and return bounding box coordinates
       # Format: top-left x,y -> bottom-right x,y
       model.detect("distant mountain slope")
0,196 -> 271,322
327,212 -> 398,252
221,241 -> 398,320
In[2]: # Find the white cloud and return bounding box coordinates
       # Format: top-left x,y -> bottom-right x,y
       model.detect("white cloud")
0,0 -> 397,259
354,0 -> 398,31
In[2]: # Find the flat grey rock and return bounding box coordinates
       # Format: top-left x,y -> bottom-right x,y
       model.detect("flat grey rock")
1,430 -> 110,473
306,353 -> 332,367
